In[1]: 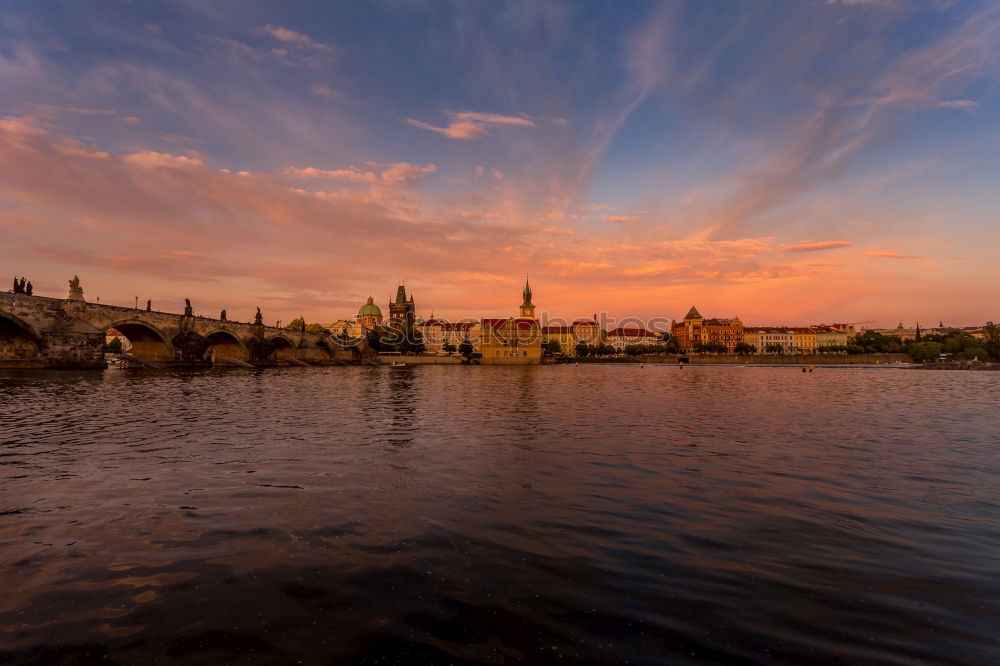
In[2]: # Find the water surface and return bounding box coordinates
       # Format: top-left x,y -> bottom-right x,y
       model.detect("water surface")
1,366 -> 998,664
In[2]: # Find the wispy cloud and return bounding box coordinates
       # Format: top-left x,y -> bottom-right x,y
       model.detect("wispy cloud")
210,25 -> 338,69
868,250 -> 920,259
406,111 -> 536,140
683,4 -> 1000,239
284,162 -> 435,187
935,99 -> 980,112
782,240 -> 854,252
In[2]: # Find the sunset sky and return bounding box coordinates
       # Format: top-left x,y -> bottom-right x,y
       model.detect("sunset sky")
2,0 -> 998,327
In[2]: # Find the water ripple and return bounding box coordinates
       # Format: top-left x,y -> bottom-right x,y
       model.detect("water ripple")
1,365 -> 999,664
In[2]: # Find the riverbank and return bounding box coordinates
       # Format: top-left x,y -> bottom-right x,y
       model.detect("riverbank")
560,353 -> 913,365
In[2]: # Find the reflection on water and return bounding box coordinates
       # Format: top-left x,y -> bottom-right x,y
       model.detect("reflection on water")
1,365 -> 999,664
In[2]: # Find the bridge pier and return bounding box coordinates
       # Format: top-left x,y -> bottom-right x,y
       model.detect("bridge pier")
0,295 -> 105,369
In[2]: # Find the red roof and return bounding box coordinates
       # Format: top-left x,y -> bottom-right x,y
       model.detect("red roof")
572,319 -> 598,326
543,324 -> 571,333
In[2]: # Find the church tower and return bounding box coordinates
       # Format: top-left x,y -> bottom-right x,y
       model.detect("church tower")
389,285 -> 415,325
519,276 -> 536,319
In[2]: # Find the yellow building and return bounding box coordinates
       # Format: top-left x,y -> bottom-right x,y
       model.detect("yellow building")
672,306 -> 743,352
789,327 -> 817,354
814,326 -> 849,349
541,316 -> 606,354
571,317 -> 605,348
541,323 -> 574,355
479,278 -> 542,365
419,319 -> 481,353
742,327 -> 762,353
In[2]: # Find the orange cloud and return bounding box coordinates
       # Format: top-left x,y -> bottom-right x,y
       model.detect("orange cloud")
782,240 -> 854,252
0,114 -> 976,326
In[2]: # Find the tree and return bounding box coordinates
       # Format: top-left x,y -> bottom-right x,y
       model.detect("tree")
306,323 -> 327,335
765,343 -> 784,354
663,336 -> 682,354
984,322 -> 1000,346
575,342 -> 589,357
366,329 -> 385,352
907,341 -> 942,363
734,342 -> 756,355
983,322 -> 1000,361
443,342 -> 457,353
958,347 -> 989,361
458,339 -> 474,358
285,317 -> 305,331
105,337 -> 123,354
593,343 -> 614,357
544,339 -> 562,356
403,325 -> 426,353
853,331 -> 904,353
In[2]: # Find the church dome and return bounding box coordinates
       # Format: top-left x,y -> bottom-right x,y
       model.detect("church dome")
358,296 -> 382,317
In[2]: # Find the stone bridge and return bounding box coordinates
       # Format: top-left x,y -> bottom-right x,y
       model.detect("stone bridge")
0,287 -> 362,369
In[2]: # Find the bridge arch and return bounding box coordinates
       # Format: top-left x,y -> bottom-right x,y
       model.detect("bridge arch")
266,334 -> 298,361
107,319 -> 174,362
312,337 -> 333,362
204,329 -> 249,362
0,311 -> 42,366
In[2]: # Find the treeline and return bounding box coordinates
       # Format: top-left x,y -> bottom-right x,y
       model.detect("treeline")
284,317 -> 330,335
850,325 -> 1000,362
365,325 -> 427,354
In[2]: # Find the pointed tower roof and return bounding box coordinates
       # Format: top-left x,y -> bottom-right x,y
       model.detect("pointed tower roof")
393,285 -> 407,304
522,276 -> 534,308
685,305 -> 702,319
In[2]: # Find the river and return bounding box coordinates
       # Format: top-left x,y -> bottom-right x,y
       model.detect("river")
1,365 -> 998,664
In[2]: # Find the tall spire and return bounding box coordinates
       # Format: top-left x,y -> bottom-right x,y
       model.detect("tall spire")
522,275 -> 533,308
519,275 -> 536,319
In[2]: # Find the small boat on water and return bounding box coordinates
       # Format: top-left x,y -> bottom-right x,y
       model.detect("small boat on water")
390,361 -> 406,367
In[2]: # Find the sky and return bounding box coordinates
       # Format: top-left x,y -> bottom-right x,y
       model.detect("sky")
1,0 -> 998,327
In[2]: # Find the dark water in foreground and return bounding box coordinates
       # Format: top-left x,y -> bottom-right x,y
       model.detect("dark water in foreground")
1,366 -> 998,665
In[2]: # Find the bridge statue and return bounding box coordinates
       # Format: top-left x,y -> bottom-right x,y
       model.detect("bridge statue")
220,309 -> 227,321
25,281 -> 32,296
67,275 -> 83,301
146,300 -> 151,311
254,307 -> 263,325
184,298 -> 193,316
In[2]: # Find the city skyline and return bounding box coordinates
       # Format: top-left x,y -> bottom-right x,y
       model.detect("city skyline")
2,1 -> 999,326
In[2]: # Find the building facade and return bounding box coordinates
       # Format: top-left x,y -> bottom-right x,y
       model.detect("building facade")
672,306 -> 743,352
571,317 -> 604,349
479,279 -> 542,365
541,324 -> 574,354
744,327 -> 794,354
789,327 -> 817,354
607,327 -> 663,351
419,319 -> 481,353
814,326 -> 849,349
